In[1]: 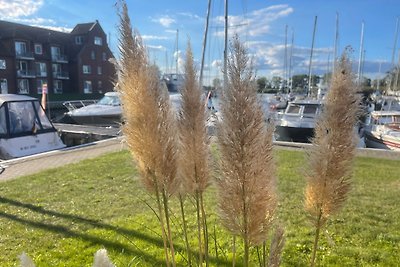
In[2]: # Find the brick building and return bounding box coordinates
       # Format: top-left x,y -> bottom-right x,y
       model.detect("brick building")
0,20 -> 116,98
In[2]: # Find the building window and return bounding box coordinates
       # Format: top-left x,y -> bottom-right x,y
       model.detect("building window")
36,79 -> 48,94
51,46 -> 61,60
15,41 -> 27,56
34,44 -> 42,55
91,50 -> 96,60
84,80 -> 92,94
75,36 -> 83,45
83,65 -> 91,74
52,63 -> 61,76
0,59 -> 6,69
97,66 -> 102,75
98,80 -> 102,90
35,62 -> 47,77
102,52 -> 107,61
53,80 -> 63,94
94,36 -> 102,46
0,79 -> 7,94
17,79 -> 29,94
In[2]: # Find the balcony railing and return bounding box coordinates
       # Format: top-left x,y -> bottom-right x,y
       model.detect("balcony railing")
51,54 -> 68,63
17,70 -> 36,78
16,51 -> 34,60
36,71 -> 47,77
53,71 -> 69,79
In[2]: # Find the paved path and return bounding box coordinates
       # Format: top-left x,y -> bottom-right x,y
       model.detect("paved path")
0,138 -> 398,182
0,137 -> 125,182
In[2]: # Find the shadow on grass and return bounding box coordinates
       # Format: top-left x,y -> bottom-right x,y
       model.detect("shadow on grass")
0,196 -> 233,266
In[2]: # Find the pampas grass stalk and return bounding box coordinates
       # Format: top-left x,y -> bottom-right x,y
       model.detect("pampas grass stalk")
304,50 -> 360,267
216,36 -> 277,267
178,41 -> 211,265
117,2 -> 178,266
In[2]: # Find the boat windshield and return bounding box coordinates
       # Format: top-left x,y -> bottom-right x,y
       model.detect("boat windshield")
0,105 -> 6,135
286,104 -> 301,114
303,105 -> 318,117
373,114 -> 400,124
97,95 -> 120,106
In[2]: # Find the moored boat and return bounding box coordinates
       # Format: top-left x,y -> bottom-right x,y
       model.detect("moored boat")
65,92 -> 122,127
363,110 -> 400,151
274,99 -> 322,143
0,94 -> 65,159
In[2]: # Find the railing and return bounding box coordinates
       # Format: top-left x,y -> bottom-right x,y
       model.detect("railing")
53,71 -> 69,79
17,70 -> 36,78
62,100 -> 98,112
51,54 -> 68,63
36,71 -> 47,77
15,51 -> 34,59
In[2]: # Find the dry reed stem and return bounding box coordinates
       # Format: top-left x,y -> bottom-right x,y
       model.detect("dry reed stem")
117,1 -> 178,266
305,51 -> 360,226
216,36 -> 277,265
304,50 -> 361,266
178,41 -> 211,265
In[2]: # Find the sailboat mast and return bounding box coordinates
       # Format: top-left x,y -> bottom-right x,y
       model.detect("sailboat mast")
223,0 -> 228,89
357,21 -> 365,86
284,24 -> 288,94
199,0 -> 212,88
175,29 -> 179,74
388,17 -> 399,92
307,16 -> 317,97
288,29 -> 294,93
332,12 -> 339,75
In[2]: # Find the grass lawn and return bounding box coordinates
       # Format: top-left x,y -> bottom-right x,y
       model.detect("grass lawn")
0,149 -> 399,266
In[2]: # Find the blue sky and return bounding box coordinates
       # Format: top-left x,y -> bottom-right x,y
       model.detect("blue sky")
1,0 -> 400,85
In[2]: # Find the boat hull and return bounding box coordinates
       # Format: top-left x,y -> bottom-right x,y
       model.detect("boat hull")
0,131 -> 65,159
68,114 -> 121,127
275,125 -> 314,143
364,131 -> 400,151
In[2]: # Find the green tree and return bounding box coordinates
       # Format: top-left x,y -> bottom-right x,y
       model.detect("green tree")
256,76 -> 268,92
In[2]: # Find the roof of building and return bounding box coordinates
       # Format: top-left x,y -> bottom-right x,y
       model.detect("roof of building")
70,22 -> 97,35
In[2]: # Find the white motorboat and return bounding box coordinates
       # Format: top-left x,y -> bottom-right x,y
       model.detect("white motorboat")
363,110 -> 400,151
65,92 -> 122,127
274,99 -> 322,143
0,94 -> 65,159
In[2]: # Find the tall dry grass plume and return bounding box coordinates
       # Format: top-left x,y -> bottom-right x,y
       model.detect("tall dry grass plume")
304,50 -> 361,266
117,1 -> 178,266
178,41 -> 211,265
216,36 -> 277,266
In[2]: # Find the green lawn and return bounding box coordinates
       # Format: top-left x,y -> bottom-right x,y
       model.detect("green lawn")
0,149 -> 399,266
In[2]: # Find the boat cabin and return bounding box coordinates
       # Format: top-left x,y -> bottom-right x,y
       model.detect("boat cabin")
0,94 -> 65,159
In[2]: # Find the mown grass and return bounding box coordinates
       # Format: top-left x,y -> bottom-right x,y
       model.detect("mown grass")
0,149 -> 399,266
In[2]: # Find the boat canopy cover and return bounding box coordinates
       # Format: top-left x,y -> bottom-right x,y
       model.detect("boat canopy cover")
0,94 -> 36,107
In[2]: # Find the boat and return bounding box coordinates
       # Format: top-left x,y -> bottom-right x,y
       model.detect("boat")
363,110 -> 400,151
0,94 -> 65,159
64,92 -> 122,126
274,99 -> 322,143
162,73 -> 185,93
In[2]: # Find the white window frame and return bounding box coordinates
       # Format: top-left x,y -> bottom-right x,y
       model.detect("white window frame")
0,79 -> 7,94
17,79 -> 29,94
75,36 -> 83,45
36,79 -> 48,94
84,80 -> 92,94
34,44 -> 42,55
53,80 -> 63,94
83,65 -> 91,74
0,59 -> 6,69
36,62 -> 47,77
15,41 -> 27,55
94,36 -> 102,46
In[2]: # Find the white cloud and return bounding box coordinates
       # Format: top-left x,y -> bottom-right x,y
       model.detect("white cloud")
178,12 -> 201,21
147,45 -> 166,51
214,4 -> 293,38
0,0 -> 44,18
142,35 -> 169,40
152,15 -> 176,28
33,25 -> 72,33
